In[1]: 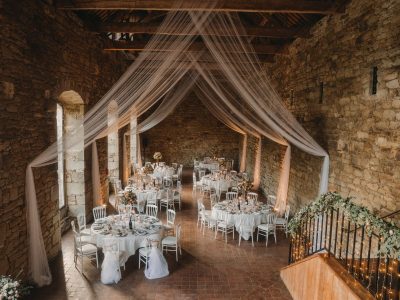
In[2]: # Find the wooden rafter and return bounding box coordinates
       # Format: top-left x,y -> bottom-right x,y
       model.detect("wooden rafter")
98,22 -> 310,38
56,0 -> 339,14
103,40 -> 287,55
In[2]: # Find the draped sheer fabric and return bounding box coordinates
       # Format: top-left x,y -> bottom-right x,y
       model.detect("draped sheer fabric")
26,5 -> 329,286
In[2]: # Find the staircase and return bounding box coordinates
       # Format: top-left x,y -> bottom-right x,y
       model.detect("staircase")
283,193 -> 400,300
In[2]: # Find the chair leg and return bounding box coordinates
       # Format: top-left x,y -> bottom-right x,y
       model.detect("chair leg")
257,229 -> 259,242
215,227 -> 218,239
251,234 -> 254,247
274,231 -> 277,244
176,247 -> 178,262
238,234 -> 241,246
138,254 -> 141,269
95,252 -> 99,268
266,234 -> 269,247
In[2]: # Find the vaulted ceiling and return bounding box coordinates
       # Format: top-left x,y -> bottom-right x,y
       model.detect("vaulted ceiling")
56,0 -> 349,63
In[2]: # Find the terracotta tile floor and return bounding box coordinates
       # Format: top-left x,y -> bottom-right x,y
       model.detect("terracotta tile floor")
32,171 -> 292,300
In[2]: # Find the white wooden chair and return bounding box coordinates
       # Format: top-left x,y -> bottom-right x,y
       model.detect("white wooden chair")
146,204 -> 158,218
164,208 -> 176,235
257,213 -> 277,247
247,192 -> 258,203
162,224 -> 182,262
71,220 -> 93,244
138,238 -> 152,269
198,169 -> 206,179
160,189 -> 174,211
72,221 -> 98,274
77,213 -> 91,236
268,195 -> 277,207
226,192 -> 238,201
200,209 -> 217,236
102,237 -> 125,277
93,206 -> 106,221
163,176 -> 172,188
238,214 -> 255,247
275,205 -> 290,237
193,173 -> 202,194
173,190 -> 181,210
215,211 -> 235,243
147,191 -> 158,207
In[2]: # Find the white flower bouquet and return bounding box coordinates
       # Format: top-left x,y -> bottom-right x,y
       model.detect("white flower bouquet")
153,152 -> 162,161
0,275 -> 31,300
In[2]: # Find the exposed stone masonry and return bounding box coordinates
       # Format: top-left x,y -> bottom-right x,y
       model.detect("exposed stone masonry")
0,0 -> 126,278
141,93 -> 241,167
245,0 -> 400,215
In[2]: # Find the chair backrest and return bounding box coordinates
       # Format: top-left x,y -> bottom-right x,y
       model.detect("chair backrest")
93,206 -> 106,221
266,213 -> 277,225
71,220 -> 78,234
247,192 -> 258,202
163,177 -> 172,187
77,214 -> 86,231
199,170 -> 206,179
241,172 -> 248,180
175,224 -> 181,241
167,209 -> 176,226
146,204 -> 158,218
173,190 -> 180,200
219,180 -> 230,192
230,170 -> 237,177
210,194 -> 217,207
285,205 -> 291,220
226,192 -> 238,201
177,181 -> 182,191
171,163 -> 178,169
230,186 -> 239,193
102,237 -> 120,254
268,195 -> 277,206
147,191 -> 158,206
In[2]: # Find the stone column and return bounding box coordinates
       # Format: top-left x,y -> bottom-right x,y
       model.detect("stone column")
64,104 -> 85,217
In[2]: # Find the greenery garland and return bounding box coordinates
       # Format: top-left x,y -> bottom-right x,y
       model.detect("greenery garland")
287,192 -> 400,258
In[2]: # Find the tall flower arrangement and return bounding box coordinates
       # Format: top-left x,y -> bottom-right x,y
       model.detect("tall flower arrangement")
153,152 -> 162,164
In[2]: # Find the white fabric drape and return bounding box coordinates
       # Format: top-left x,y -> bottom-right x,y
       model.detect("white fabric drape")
92,141 -> 102,206
240,134 -> 247,172
25,7 -> 329,285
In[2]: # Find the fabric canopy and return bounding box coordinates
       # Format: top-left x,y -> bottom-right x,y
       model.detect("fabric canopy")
26,4 -> 329,286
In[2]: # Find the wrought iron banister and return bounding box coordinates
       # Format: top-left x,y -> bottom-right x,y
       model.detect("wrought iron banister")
288,193 -> 400,300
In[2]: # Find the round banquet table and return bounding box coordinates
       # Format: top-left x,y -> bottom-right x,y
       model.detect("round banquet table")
91,215 -> 163,263
200,175 -> 236,196
124,186 -> 166,212
211,200 -> 272,240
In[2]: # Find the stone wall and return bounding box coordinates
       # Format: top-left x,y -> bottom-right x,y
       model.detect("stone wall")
246,0 -> 400,215
0,0 -> 126,278
141,93 -> 241,167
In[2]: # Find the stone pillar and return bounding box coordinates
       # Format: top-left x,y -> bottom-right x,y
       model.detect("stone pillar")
107,101 -> 119,183
64,104 -> 85,217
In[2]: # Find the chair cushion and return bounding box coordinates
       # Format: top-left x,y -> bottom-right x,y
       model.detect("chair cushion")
78,243 -> 97,254
258,224 -> 274,231
80,228 -> 91,236
78,235 -> 94,244
162,236 -> 177,245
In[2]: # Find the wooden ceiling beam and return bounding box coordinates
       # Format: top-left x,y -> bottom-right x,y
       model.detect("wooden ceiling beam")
98,22 -> 310,38
104,40 -> 287,54
56,0 -> 338,14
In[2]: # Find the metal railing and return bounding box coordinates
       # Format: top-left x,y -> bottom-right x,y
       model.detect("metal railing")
288,208 -> 399,300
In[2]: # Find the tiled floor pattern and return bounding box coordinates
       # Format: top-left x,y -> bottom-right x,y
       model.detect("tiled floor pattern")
32,171 -> 292,300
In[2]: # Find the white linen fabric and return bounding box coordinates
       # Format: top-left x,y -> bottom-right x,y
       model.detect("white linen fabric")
25,5 -> 328,285
144,246 -> 169,279
101,238 -> 122,284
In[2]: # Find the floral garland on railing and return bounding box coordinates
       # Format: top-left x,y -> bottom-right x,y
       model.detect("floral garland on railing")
287,192 -> 400,258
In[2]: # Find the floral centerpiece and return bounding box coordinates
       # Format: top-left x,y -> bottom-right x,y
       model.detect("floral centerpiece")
121,190 -> 136,206
237,180 -> 253,198
0,274 -> 31,300
143,163 -> 154,175
153,152 -> 162,164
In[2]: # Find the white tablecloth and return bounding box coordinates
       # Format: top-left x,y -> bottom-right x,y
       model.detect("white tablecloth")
91,216 -> 163,263
211,202 -> 272,240
124,187 -> 166,211
199,161 -> 220,171
152,166 -> 175,180
200,176 -> 236,196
